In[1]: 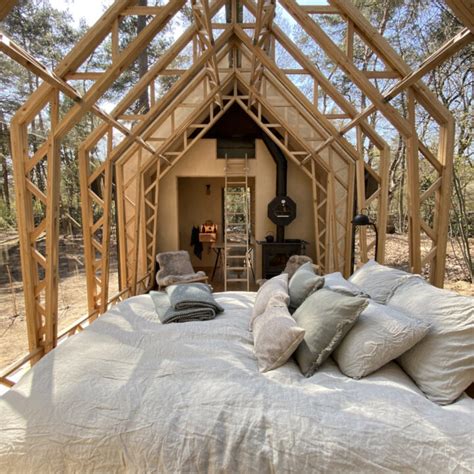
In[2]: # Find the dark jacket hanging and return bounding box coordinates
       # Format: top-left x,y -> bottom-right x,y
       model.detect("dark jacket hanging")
190,225 -> 203,260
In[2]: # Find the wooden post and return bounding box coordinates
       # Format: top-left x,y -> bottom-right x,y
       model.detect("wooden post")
355,127 -> 367,262
310,159 -> 321,268
377,146 -> 390,263
343,161 -> 355,277
432,117 -> 455,286
78,146 -> 97,316
406,90 -> 422,273
44,91 -> 61,352
9,118 -> 42,362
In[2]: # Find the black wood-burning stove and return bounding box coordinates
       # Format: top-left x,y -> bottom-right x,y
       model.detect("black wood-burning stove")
259,239 -> 307,278
258,135 -> 307,279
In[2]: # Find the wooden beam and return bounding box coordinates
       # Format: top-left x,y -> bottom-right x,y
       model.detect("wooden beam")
81,0 -> 227,152
53,1 -> 186,141
279,0 -> 413,138
363,70 -> 399,79
406,90 -> 422,274
432,117 -> 455,286
384,28 -> 472,96
0,33 -> 86,99
44,91 -> 61,353
64,72 -> 104,80
301,5 -> 339,14
0,33 -> 162,157
0,0 -> 17,21
9,118 -> 42,362
236,27 -> 359,165
83,26 -> 197,150
270,25 -> 387,150
339,27 -> 472,143
445,0 -> 474,33
111,29 -> 233,165
120,6 -> 164,16
14,0 -> 136,124
329,0 -> 451,124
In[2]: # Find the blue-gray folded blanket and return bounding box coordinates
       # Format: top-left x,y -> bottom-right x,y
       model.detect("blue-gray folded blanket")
150,283 -> 224,324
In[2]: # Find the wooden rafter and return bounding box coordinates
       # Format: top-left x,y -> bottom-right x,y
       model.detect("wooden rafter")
0,33 -> 158,157
329,0 -> 451,124
192,0 -> 225,108
110,28 -> 233,165
247,0 -> 276,106
53,1 -> 186,141
445,0 -> 474,33
340,27 -> 473,134
15,0 -> 137,124
279,0 -> 413,138
0,0 -> 17,21
328,0 -> 459,285
235,26 -> 358,166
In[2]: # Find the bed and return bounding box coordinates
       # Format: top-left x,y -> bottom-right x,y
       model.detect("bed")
0,291 -> 473,473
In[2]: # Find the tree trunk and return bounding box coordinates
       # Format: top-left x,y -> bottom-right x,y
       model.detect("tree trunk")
0,119 -> 10,210
137,0 -> 149,113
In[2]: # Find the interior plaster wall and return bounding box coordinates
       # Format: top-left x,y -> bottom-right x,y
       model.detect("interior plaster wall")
157,138 -> 317,279
178,177 -> 224,268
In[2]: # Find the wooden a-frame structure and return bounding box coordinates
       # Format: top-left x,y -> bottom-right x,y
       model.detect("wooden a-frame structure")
0,0 -> 472,386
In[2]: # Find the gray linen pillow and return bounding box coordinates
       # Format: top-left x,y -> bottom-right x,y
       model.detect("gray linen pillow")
293,288 -> 368,377
250,273 -> 289,330
388,277 -> 474,405
324,271 -> 369,298
333,301 -> 430,379
288,262 -> 325,311
252,296 -> 305,372
349,259 -> 410,303
282,255 -> 315,280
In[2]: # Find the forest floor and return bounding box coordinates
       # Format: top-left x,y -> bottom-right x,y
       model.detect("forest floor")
0,231 -> 472,370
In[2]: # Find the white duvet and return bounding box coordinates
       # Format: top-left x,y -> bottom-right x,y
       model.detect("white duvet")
0,292 -> 473,473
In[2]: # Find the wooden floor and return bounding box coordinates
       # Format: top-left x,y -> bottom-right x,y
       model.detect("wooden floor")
195,266 -> 259,292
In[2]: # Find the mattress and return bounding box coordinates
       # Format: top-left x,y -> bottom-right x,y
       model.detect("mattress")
0,292 -> 473,473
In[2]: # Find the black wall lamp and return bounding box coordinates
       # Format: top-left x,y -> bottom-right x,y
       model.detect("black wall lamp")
351,210 -> 379,263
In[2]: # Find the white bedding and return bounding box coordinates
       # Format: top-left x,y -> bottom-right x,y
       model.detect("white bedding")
0,292 -> 473,473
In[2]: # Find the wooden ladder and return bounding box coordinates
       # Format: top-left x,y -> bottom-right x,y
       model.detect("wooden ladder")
224,155 -> 250,291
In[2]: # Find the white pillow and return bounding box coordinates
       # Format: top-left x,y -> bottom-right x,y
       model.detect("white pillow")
252,295 -> 305,372
333,301 -> 430,379
324,272 -> 369,298
389,276 -> 474,405
250,273 -> 289,330
349,259 -> 411,303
